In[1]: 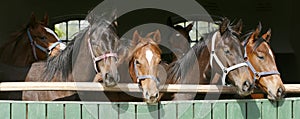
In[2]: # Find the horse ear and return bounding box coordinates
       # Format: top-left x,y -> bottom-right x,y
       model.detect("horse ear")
42,13 -> 49,25
153,29 -> 161,43
185,22 -> 193,32
29,12 -> 38,28
220,17 -> 230,34
232,19 -> 243,34
252,22 -> 262,39
263,28 -> 271,42
132,30 -> 141,46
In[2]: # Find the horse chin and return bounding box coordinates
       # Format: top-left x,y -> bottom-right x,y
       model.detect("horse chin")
103,76 -> 118,87
236,88 -> 253,97
144,98 -> 158,104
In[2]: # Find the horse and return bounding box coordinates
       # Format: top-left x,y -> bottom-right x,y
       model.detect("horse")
0,13 -> 65,67
163,18 -> 254,100
243,23 -> 285,100
22,10 -> 124,101
128,30 -> 162,104
168,23 -> 193,60
0,13 -> 65,100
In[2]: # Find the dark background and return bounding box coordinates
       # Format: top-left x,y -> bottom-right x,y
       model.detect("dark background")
0,0 -> 299,83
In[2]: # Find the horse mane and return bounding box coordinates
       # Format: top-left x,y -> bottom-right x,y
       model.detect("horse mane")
166,34 -> 208,84
42,39 -> 76,81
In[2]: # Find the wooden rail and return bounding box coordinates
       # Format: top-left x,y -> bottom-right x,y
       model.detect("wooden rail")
0,82 -> 299,93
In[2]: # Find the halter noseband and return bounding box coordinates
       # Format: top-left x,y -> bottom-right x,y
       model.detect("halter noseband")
210,31 -> 248,85
87,37 -> 118,73
133,59 -> 160,88
27,28 -> 64,60
243,37 -> 280,83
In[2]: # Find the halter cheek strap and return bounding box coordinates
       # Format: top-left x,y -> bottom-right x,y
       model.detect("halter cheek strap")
134,59 -> 160,88
27,28 -> 64,60
210,31 -> 248,85
87,38 -> 118,73
243,38 -> 280,83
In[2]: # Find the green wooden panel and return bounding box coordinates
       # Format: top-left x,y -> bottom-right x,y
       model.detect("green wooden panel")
261,100 -> 277,119
160,103 -> 176,119
82,104 -> 98,119
0,102 -> 10,119
212,102 -> 226,119
119,104 -> 135,119
99,104 -> 118,119
293,99 -> 300,119
177,102 -> 193,119
65,103 -> 81,119
278,100 -> 292,119
247,101 -> 261,119
11,103 -> 26,119
227,101 -> 246,119
28,103 -> 46,119
47,103 -> 64,119
136,104 -> 159,119
194,102 -> 211,119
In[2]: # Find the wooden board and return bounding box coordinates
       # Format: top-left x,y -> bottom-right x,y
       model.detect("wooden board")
0,97 -> 299,119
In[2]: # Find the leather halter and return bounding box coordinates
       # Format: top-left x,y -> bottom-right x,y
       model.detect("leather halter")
133,59 -> 160,88
27,28 -> 64,60
87,37 -> 118,73
243,37 -> 280,83
210,31 -> 248,85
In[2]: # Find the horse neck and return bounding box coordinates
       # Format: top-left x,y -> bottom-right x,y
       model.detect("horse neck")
166,40 -> 207,84
0,32 -> 36,67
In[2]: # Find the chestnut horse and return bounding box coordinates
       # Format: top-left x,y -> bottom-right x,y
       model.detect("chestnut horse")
128,30 -> 162,104
164,18 -> 254,100
0,13 -> 65,67
243,23 -> 285,100
23,10 -> 124,101
0,13 -> 65,100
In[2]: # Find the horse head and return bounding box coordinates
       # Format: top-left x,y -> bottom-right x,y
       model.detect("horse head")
129,30 -> 162,104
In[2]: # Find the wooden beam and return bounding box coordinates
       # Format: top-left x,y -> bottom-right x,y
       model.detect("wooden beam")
0,82 -> 299,93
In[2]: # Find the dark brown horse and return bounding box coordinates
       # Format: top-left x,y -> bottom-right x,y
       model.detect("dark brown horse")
164,18 -> 254,100
0,13 -> 65,67
243,23 -> 285,100
168,23 -> 193,60
128,30 -> 162,104
23,10 -> 124,101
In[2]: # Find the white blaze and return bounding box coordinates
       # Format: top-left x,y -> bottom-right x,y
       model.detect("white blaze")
44,27 -> 60,41
146,50 -> 153,65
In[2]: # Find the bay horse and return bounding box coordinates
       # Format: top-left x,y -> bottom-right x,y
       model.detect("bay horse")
243,23 -> 285,100
128,30 -> 162,104
0,13 -> 65,67
164,18 -> 254,100
23,10 -> 124,101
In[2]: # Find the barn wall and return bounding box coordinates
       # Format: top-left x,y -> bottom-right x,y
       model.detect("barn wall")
0,0 -> 299,82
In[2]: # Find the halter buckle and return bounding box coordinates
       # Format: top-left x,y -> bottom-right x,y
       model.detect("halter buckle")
254,72 -> 261,80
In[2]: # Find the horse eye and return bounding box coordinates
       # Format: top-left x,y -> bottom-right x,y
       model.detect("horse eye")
40,36 -> 47,42
224,50 -> 230,54
257,56 -> 265,60
136,60 -> 140,65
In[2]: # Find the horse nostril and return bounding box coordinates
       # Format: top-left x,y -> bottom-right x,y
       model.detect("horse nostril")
150,94 -> 158,100
242,81 -> 251,92
277,87 -> 283,97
